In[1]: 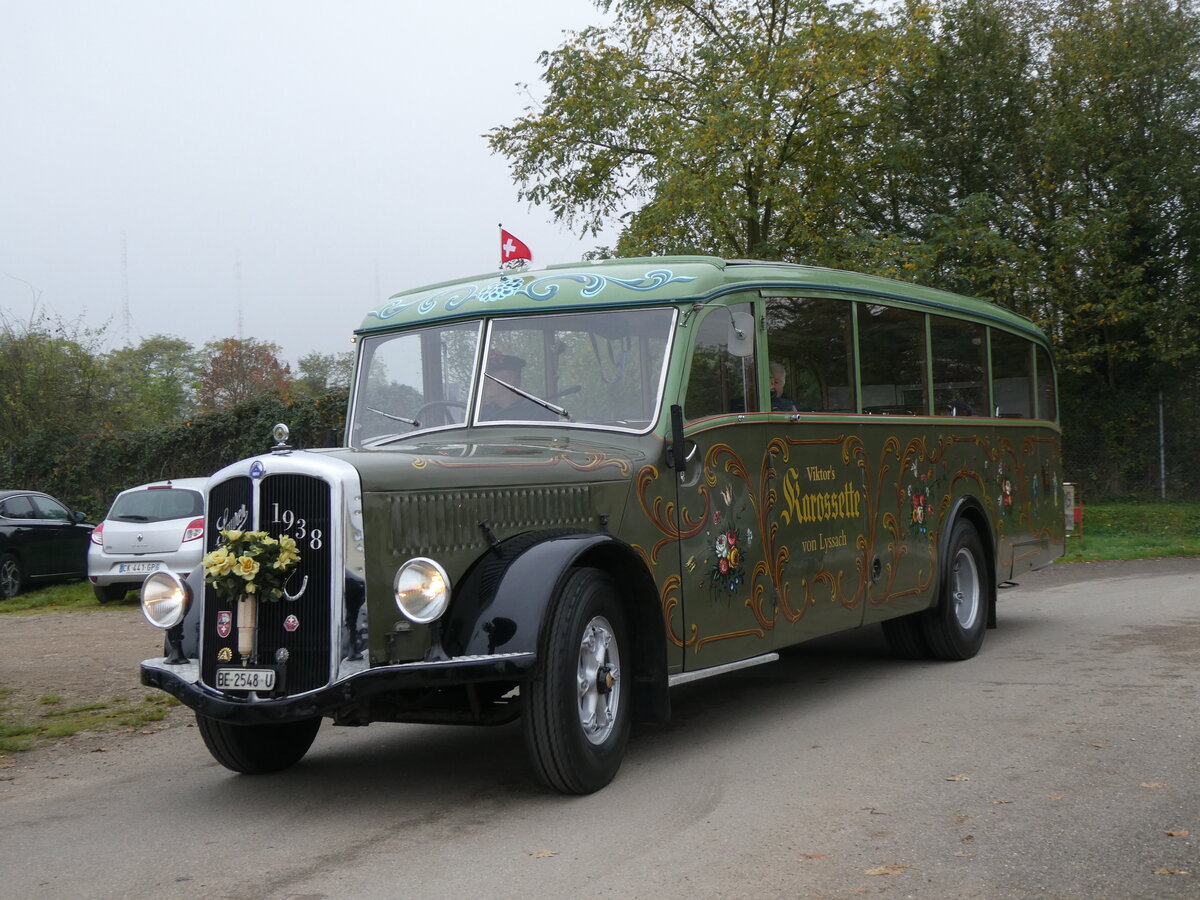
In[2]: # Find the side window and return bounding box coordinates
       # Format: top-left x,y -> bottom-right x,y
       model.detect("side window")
0,496 -> 34,518
858,303 -> 928,414
31,495 -> 70,521
930,315 -> 986,416
1035,345 -> 1057,421
990,330 -> 1033,418
1,495 -> 36,519
765,296 -> 856,413
684,303 -> 758,421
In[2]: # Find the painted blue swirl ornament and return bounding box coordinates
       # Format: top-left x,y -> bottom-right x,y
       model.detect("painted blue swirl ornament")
369,269 -> 697,321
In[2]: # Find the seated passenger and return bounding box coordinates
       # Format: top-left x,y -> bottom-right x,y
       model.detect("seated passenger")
479,352 -> 556,422
769,362 -> 798,412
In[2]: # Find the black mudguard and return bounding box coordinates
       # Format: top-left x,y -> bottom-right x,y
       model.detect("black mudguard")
440,530 -> 670,723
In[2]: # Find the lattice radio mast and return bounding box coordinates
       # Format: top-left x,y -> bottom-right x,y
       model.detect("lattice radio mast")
120,231 -> 133,344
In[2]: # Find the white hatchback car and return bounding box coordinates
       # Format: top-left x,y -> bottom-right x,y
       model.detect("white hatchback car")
88,478 -> 207,603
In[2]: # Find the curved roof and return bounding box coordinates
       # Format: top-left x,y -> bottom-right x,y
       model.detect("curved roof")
358,256 -> 1047,342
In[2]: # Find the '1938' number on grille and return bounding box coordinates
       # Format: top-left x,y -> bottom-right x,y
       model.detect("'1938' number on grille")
271,503 -> 323,550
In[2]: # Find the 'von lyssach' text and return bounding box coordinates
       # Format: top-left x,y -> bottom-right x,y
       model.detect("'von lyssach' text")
779,465 -> 863,553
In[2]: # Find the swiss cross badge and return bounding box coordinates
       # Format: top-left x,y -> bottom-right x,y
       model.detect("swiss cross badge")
217,610 -> 232,638
284,614 -> 299,632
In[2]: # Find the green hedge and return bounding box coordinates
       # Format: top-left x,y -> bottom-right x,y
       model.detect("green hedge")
1,390 -> 347,518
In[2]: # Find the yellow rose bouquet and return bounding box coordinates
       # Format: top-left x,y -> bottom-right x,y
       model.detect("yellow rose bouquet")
202,529 -> 302,602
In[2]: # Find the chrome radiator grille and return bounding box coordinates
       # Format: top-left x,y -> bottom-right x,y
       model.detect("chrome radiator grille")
201,472 -> 334,695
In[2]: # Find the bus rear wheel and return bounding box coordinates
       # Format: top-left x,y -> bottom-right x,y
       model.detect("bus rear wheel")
922,520 -> 988,660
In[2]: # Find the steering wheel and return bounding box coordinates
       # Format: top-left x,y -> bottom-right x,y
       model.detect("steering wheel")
414,400 -> 467,428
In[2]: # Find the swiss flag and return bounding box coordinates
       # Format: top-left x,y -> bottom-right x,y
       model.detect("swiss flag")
500,228 -> 533,265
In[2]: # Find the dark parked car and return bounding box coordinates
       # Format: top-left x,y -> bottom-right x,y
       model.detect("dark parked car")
0,490 -> 94,600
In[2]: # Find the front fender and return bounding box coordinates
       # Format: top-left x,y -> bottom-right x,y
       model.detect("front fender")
438,530 -> 670,724
441,532 -> 612,658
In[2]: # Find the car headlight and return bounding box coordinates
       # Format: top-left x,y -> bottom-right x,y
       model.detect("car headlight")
141,571 -> 192,629
393,557 -> 450,624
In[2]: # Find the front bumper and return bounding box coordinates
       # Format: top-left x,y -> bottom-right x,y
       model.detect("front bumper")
141,651 -> 536,724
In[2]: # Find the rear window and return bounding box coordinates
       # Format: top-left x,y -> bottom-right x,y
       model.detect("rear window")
109,488 -> 204,523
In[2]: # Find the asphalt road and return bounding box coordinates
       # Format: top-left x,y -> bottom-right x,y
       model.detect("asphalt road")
1,558 -> 1197,899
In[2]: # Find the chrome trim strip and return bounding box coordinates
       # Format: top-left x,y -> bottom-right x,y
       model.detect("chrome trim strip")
668,652 -> 780,687
141,650 -> 536,696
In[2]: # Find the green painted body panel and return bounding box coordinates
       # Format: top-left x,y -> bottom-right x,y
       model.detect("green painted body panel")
359,257 -> 1048,347
342,257 -> 1063,675
323,434 -> 644,666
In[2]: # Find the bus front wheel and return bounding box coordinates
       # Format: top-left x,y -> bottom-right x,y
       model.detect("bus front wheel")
523,567 -> 631,794
922,520 -> 988,660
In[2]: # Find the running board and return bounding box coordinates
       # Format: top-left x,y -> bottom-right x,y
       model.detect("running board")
668,652 -> 780,688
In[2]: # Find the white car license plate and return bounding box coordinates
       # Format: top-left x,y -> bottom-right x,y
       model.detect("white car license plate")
216,668 -> 276,691
118,562 -> 161,574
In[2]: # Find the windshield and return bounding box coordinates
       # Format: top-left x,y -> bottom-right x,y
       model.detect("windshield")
350,307 -> 675,446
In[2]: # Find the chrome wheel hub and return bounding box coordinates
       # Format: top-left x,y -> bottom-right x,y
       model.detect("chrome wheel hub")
577,615 -> 621,745
951,547 -> 981,630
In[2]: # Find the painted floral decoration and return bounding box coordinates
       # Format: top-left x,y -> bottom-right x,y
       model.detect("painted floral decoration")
202,530 -> 301,603
711,527 -> 745,593
911,492 -> 930,534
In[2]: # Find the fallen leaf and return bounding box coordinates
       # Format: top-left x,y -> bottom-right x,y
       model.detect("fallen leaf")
954,852 -> 975,858
961,835 -> 975,844
946,774 -> 970,782
90,748 -> 107,753
992,798 -> 1013,805
800,854 -> 828,860
1154,867 -> 1193,876
530,849 -> 557,859
1047,794 -> 1066,800
1141,782 -> 1166,789
864,863 -> 911,876
1091,742 -> 1109,749
1164,830 -> 1191,838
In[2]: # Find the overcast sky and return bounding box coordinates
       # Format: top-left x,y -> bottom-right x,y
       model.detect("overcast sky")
1,0 -> 617,365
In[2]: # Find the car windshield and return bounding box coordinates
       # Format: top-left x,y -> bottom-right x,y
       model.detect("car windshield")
350,307 -> 675,447
110,488 -> 203,523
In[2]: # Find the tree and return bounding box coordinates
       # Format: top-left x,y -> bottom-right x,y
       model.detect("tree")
196,338 -> 291,413
846,0 -> 1043,310
488,0 -> 904,260
1036,0 -> 1200,383
293,350 -> 355,395
103,335 -> 203,428
0,311 -> 108,448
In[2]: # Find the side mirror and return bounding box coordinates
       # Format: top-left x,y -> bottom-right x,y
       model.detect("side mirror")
71,510 -> 88,524
727,312 -> 754,358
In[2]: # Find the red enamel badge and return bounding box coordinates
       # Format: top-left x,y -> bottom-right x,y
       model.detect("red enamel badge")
217,610 -> 232,638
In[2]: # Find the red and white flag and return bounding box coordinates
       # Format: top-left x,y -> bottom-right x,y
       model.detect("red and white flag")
500,227 -> 533,267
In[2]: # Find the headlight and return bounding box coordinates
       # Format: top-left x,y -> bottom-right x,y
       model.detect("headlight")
393,557 -> 450,624
141,571 -> 191,629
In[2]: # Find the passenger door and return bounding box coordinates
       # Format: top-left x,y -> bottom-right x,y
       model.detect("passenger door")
672,300 -> 778,670
761,295 -> 868,643
29,495 -> 88,577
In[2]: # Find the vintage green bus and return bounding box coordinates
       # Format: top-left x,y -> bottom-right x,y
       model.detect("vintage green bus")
139,257 -> 1063,793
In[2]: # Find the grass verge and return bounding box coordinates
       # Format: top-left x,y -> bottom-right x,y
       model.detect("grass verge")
0,580 -> 139,614
0,688 -> 179,753
1060,502 -> 1200,562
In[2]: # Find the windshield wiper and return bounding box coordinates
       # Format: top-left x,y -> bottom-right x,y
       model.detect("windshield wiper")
366,406 -> 420,428
484,374 -> 571,420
